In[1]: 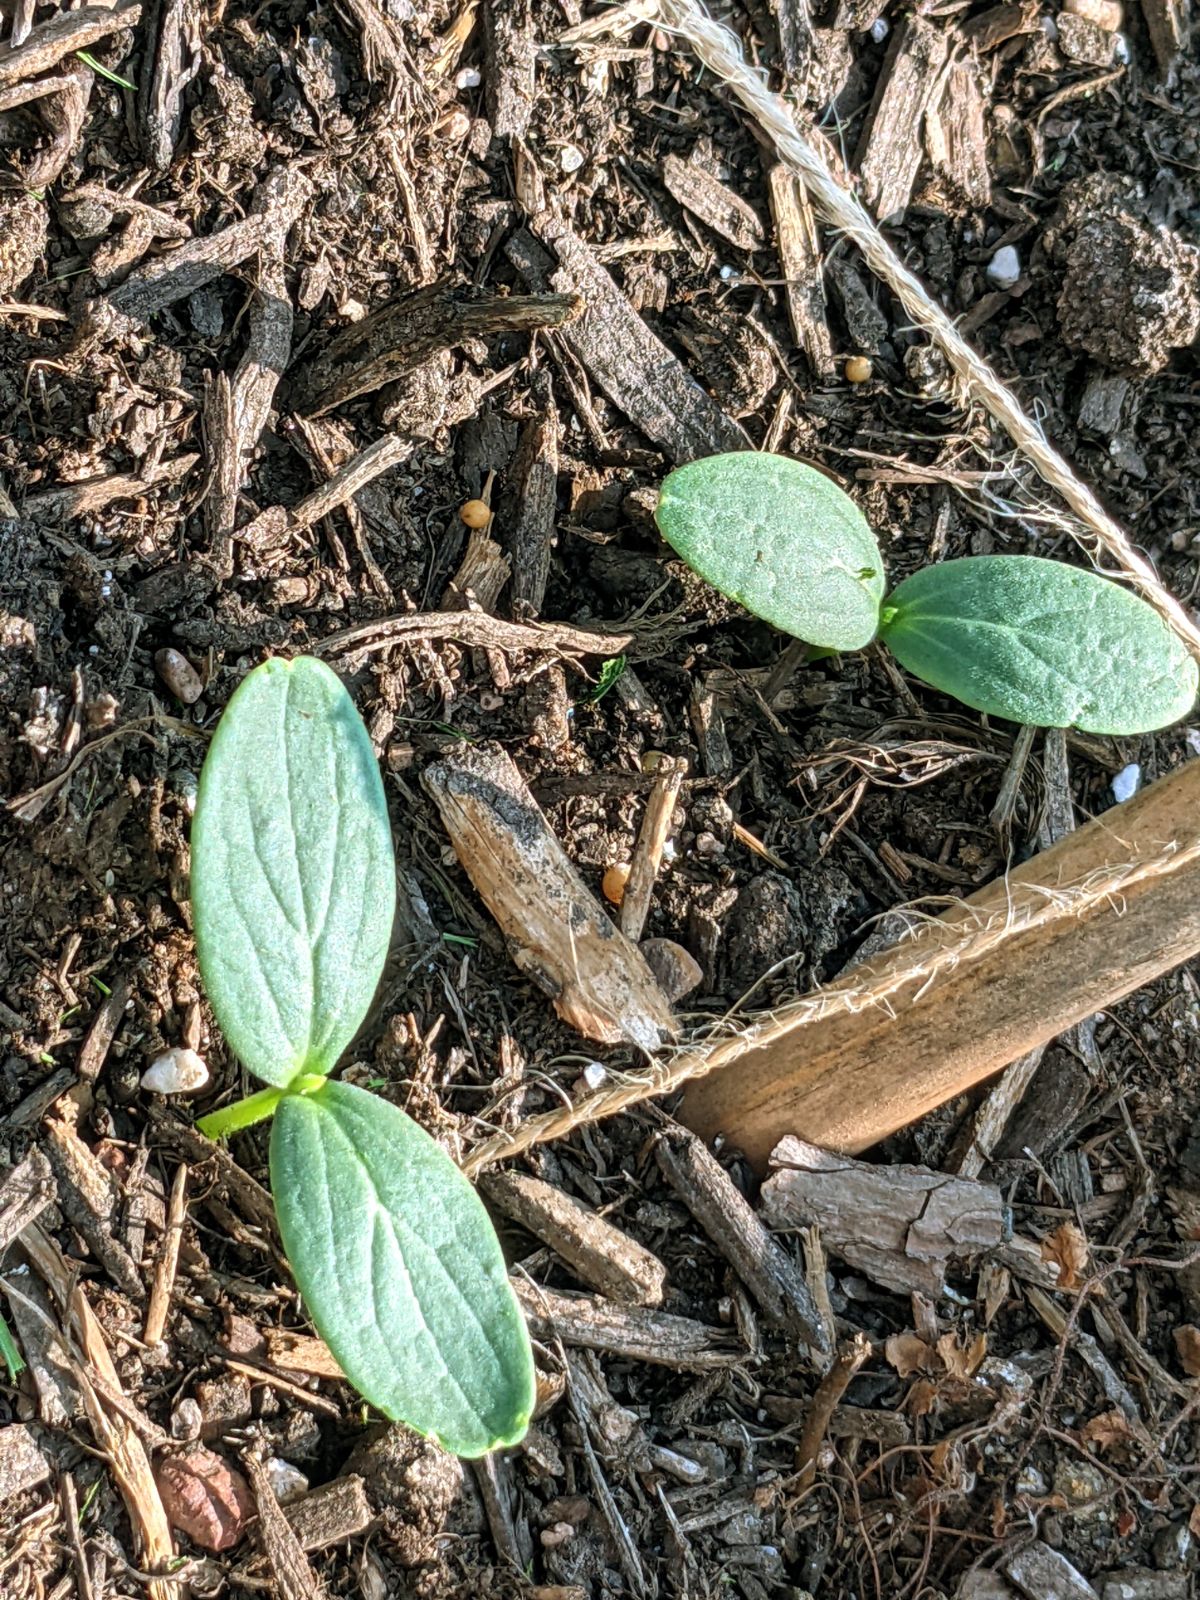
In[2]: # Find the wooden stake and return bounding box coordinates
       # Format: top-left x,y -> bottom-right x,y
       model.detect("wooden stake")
680,758 -> 1200,1169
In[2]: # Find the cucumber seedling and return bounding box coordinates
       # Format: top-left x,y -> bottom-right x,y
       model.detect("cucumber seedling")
655,452 -> 1198,735
190,656 -> 535,1457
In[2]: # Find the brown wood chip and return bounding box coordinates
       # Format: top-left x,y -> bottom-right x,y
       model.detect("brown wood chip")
509,222 -> 748,462
762,1136 -> 1006,1298
0,1423 -> 52,1502
423,742 -> 675,1048
854,17 -> 950,222
662,153 -> 765,252
0,0 -> 141,90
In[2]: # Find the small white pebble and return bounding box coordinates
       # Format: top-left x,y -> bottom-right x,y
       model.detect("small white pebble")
986,245 -> 1021,290
100,584 -> 111,598
141,1047 -> 209,1095
455,66 -> 481,89
265,1458 -> 309,1505
1112,30 -> 1130,60
103,568 -> 113,580
1111,762 -> 1140,804
718,263 -> 735,281
869,16 -> 890,41
170,1399 -> 203,1440
88,644 -> 99,655
581,1061 -> 607,1091
662,838 -> 678,862
559,144 -> 585,174
1040,12 -> 1059,36
1185,728 -> 1200,757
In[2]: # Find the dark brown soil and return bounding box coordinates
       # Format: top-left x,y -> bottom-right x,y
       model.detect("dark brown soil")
2,2 -> 1200,1597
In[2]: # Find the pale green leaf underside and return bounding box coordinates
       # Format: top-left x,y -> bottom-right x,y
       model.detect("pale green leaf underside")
271,1080 -> 535,1457
654,452 -> 885,651
191,657 -> 396,1089
880,556 -> 1199,734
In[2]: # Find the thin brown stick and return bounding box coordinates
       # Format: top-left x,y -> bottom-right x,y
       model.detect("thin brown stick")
619,757 -> 686,943
460,759 -> 1200,1176
796,1333 -> 872,1489
143,1163 -> 187,1346
649,0 -> 1200,664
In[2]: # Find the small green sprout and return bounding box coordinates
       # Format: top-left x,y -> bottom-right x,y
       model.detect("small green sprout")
655,452 -> 1198,735
190,657 -> 534,1458
590,654 -> 627,702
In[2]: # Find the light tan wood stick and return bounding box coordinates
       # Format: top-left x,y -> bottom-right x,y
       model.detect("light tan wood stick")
462,758 -> 1200,1177
680,758 -> 1200,1169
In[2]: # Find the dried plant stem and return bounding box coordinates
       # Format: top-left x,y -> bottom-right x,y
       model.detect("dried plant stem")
650,0 -> 1200,664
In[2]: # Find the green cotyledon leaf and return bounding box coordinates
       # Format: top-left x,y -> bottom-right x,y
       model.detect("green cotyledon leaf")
654,451 -> 885,651
878,555 -> 1199,733
270,1078 -> 535,1457
191,657 -> 395,1089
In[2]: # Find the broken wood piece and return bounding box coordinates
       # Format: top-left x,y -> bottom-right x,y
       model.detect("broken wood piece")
924,58 -> 991,210
767,165 -> 835,380
141,0 -> 202,169
77,977 -> 130,1084
619,756 -> 686,944
0,1148 -> 54,1257
854,17 -> 949,222
283,1476 -> 373,1554
288,282 -> 579,416
662,153 -> 765,252
22,62 -> 91,190
44,1114 -> 143,1298
485,0 -> 536,138
82,165 -> 308,339
423,743 -> 675,1048
264,1329 -> 347,1380
482,1169 -> 668,1306
679,758 -> 1200,1170
317,609 -> 632,664
0,0 -> 141,90
204,176 -> 308,574
21,454 -> 199,522
762,1137 -> 1005,1298
653,1126 -> 829,1355
444,525 -> 511,614
3,1265 -> 78,1425
143,1163 -> 187,1346
514,1282 -> 740,1369
501,370 -> 558,619
795,1332 -> 871,1489
1140,0 -> 1186,78
286,415 -> 394,598
20,1223 -> 179,1599
237,432 -> 411,552
243,1453 -> 330,1600
509,222 -> 748,462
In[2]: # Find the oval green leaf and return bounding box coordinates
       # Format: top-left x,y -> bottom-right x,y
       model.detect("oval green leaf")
271,1078 -> 535,1457
654,451 -> 885,650
879,556 -> 1199,733
192,657 -> 395,1089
